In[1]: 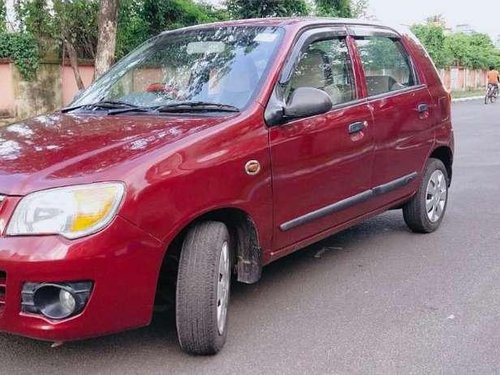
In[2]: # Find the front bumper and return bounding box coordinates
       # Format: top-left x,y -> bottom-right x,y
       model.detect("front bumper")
0,209 -> 164,342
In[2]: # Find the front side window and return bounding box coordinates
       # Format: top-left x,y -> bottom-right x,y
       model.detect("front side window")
286,37 -> 356,106
73,26 -> 284,111
354,36 -> 416,96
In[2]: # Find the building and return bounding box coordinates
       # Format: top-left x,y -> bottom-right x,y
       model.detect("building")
455,24 -> 477,35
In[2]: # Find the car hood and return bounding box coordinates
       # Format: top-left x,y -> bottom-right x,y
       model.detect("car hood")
0,113 -> 229,195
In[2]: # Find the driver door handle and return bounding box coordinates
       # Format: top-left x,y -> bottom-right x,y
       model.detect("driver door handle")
417,103 -> 429,113
348,121 -> 367,135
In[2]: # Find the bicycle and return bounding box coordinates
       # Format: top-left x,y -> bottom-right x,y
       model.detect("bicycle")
485,83 -> 498,104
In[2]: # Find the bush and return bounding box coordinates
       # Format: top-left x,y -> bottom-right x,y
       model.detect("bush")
0,32 -> 40,80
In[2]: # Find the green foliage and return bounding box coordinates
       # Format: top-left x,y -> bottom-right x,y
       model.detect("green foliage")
411,24 -> 451,68
315,0 -> 352,17
226,0 -> 309,19
15,0 -> 57,52
0,0 -> 6,31
445,32 -> 500,69
116,0 -> 229,58
412,23 -> 499,70
0,32 -> 39,80
350,0 -> 368,18
144,0 -> 222,35
15,0 -> 98,59
12,0 -> 367,62
116,0 -> 149,59
53,0 -> 99,59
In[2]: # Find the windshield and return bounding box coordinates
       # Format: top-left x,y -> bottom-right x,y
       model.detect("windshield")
72,26 -> 284,111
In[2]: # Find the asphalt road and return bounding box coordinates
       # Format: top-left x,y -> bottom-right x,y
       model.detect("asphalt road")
1,100 -> 499,375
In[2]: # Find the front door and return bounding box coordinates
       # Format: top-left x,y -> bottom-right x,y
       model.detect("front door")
269,30 -> 375,252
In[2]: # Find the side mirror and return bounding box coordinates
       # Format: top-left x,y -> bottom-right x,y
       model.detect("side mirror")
283,87 -> 332,120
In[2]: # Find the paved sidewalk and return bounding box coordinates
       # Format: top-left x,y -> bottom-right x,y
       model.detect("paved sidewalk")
452,95 -> 484,102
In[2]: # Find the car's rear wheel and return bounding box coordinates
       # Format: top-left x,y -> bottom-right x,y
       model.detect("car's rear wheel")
176,221 -> 232,355
403,158 -> 449,233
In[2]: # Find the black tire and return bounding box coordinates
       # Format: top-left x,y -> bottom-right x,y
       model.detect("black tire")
403,158 -> 449,233
176,221 -> 232,355
485,94 -> 489,105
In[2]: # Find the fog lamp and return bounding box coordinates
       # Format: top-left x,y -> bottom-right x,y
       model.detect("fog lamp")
22,282 -> 93,320
59,289 -> 76,313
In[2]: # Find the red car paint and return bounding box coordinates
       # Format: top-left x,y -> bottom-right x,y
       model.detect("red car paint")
0,18 -> 453,341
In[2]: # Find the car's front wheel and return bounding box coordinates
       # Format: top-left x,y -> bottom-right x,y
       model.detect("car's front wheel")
403,158 -> 449,233
176,221 -> 232,355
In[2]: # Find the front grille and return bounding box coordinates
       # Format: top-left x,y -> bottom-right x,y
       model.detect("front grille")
0,271 -> 6,312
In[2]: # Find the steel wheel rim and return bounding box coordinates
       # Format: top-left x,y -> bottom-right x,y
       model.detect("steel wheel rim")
216,241 -> 230,335
425,170 -> 447,223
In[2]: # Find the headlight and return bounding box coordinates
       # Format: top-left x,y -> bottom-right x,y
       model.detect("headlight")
6,182 -> 125,239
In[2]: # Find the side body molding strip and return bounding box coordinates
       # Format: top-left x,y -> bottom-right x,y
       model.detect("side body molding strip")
279,172 -> 418,232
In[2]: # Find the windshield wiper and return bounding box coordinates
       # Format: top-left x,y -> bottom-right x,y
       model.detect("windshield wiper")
62,100 -> 240,115
155,101 -> 240,113
61,100 -> 144,113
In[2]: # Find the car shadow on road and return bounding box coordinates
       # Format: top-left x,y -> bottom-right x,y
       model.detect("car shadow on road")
0,211 -> 412,363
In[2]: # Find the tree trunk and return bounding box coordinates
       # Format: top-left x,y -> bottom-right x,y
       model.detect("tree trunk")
64,38 -> 85,91
94,0 -> 119,79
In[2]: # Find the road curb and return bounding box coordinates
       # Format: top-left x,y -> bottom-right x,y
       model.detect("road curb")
452,96 -> 484,102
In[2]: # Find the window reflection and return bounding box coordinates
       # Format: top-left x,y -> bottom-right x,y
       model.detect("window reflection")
73,27 -> 284,110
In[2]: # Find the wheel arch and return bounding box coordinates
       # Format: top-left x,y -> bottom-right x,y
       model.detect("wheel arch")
430,146 -> 453,185
160,207 -> 263,288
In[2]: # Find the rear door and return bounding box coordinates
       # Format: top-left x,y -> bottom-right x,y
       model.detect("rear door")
349,26 -> 434,207
268,27 -> 375,253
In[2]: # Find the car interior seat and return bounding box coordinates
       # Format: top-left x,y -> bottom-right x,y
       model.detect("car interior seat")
288,49 -> 342,104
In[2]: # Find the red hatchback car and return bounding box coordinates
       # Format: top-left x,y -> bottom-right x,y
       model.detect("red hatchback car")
0,18 -> 453,354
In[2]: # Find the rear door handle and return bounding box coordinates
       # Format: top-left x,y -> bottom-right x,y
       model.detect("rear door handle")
348,121 -> 366,135
417,103 -> 429,113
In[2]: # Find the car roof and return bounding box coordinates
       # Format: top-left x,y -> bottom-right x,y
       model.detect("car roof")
161,17 -> 403,35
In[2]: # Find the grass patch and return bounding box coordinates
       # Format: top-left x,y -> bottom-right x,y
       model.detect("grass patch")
451,89 -> 485,99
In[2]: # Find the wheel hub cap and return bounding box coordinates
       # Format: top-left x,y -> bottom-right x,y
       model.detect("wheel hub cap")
217,241 -> 230,335
426,170 -> 447,223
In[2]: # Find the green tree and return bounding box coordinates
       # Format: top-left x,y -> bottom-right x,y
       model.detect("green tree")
0,0 -> 6,31
226,0 -> 309,19
315,0 -> 352,17
116,0 -> 228,59
444,32 -> 496,69
53,0 -> 99,60
115,0 -> 149,58
144,0 -> 220,35
413,20 -> 499,70
467,33 -> 495,69
411,23 -> 452,68
350,0 -> 368,18
14,0 -> 58,55
15,0 -> 98,60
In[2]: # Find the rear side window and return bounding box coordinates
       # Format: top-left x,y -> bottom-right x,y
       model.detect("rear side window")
286,37 -> 356,106
354,36 -> 416,96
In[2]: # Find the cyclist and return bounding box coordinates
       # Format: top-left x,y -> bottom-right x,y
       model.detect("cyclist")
487,66 -> 499,90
